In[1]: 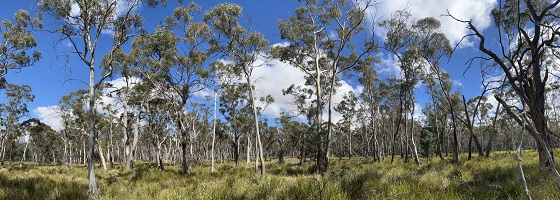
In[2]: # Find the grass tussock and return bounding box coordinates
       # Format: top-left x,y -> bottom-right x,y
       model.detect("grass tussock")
1,151 -> 560,199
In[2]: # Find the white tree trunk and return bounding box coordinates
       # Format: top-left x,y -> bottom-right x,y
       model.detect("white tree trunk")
19,137 -> 30,168
98,139 -> 107,171
211,91 -> 217,173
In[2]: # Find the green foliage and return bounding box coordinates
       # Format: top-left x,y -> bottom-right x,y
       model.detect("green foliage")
419,127 -> 436,159
0,9 -> 41,77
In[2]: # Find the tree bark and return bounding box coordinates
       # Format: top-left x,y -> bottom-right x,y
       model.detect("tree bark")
98,139 -> 107,171
485,103 -> 501,158
391,92 -> 404,163
211,91 -> 217,173
87,66 -> 99,196
410,102 -> 420,166
19,137 -> 29,168
246,74 -> 265,180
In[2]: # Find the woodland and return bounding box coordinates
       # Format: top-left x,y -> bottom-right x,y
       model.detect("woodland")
1,0 -> 560,199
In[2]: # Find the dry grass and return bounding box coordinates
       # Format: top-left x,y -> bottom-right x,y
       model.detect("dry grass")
1,150 -> 560,199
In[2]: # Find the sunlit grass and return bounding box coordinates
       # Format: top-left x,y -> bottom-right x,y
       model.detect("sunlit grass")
1,150 -> 560,199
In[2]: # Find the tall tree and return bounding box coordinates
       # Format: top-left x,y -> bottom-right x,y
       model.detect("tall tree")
276,0 -> 377,174
204,3 -> 269,180
451,0 -> 560,173
0,84 -> 34,165
38,0 -> 164,195
354,62 -> 381,162
335,91 -> 358,159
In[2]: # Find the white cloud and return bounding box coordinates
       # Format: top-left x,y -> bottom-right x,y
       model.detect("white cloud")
116,0 -> 142,16
34,77 -> 142,131
67,0 -> 143,36
193,88 -> 212,99
413,102 -> 425,123
250,57 -> 362,123
250,58 -> 307,118
99,76 -> 141,114
370,0 -> 497,47
271,42 -> 290,48
33,106 -> 64,131
377,53 -> 402,78
452,79 -> 463,87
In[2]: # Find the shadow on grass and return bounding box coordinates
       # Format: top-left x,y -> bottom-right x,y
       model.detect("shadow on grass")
0,173 -> 87,200
268,163 -> 316,176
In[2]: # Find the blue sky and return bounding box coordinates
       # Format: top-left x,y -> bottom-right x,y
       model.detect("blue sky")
0,0 -> 499,130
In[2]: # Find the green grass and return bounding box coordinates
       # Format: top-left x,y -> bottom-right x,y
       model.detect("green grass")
1,150 -> 560,199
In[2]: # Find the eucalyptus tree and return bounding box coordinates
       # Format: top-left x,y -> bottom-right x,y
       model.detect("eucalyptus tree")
22,118 -> 60,166
381,77 -> 405,163
0,9 -> 41,77
59,89 -> 103,166
58,89 -> 89,168
275,0 -> 377,174
451,0 -> 560,173
127,2 -> 210,174
204,3 -> 269,179
354,63 -> 381,161
381,11 -> 457,164
38,0 -> 167,195
143,96 -> 172,170
58,103 -> 74,169
460,94 -> 493,160
99,102 -> 119,169
421,70 -> 447,160
281,84 -> 316,165
335,91 -> 358,159
123,79 -> 153,169
380,11 -> 421,165
218,82 -> 249,166
0,84 -> 34,165
209,65 -> 235,172
103,46 -> 141,170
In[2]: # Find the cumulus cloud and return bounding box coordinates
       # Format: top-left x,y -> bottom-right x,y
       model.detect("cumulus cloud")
67,0 -> 143,36
370,0 -> 496,47
99,76 -> 141,114
249,54 -> 362,123
377,53 -> 402,78
33,106 -> 64,131
34,77 -> 141,131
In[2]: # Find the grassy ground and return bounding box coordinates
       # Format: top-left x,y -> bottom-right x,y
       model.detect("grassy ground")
1,150 -> 560,199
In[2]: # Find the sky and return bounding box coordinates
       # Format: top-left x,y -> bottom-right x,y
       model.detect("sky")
0,0 -> 500,131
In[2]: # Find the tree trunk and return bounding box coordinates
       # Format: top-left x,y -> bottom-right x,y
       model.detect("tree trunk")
468,134 -> 473,160
1,133 -> 6,165
127,102 -> 143,169
98,139 -> 107,171
299,129 -> 306,166
410,102 -> 420,166
278,137 -> 285,164
434,102 -> 444,160
156,137 -> 165,171
461,95 -> 484,157
109,117 -> 114,169
404,103 -> 409,163
179,112 -> 190,174
348,122 -> 352,159
19,138 -> 29,168
246,75 -> 265,180
450,107 -> 459,163
64,136 -> 70,170
87,66 -> 99,196
123,89 -> 132,169
211,91 -> 217,173
485,103 -> 501,158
